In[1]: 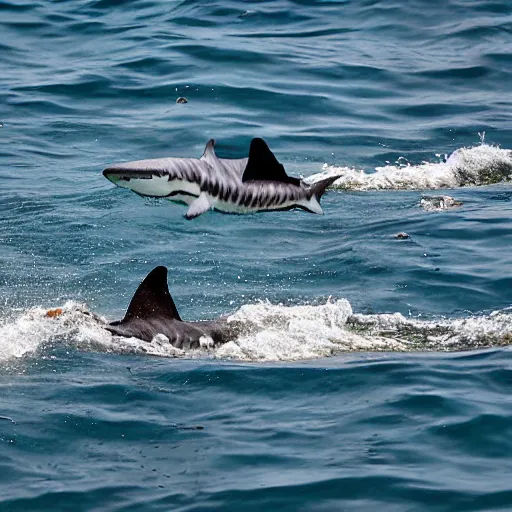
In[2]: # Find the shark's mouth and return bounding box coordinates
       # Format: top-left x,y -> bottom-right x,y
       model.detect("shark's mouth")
103,169 -> 160,183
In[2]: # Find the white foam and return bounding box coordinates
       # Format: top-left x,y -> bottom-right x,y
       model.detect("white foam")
0,302 -> 188,362
348,311 -> 512,350
305,143 -> 512,191
106,333 -> 185,358
217,299 -> 406,361
0,301 -> 110,362
420,195 -> 463,212
1,299 -> 511,364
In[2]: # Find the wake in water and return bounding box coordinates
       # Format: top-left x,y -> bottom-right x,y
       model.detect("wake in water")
305,142 -> 512,191
1,300 -> 511,363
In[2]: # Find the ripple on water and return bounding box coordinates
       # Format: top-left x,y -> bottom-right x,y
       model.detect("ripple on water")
1,0 -> 512,510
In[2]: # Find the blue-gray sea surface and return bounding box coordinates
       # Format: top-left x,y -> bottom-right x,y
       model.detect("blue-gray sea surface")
1,0 -> 512,510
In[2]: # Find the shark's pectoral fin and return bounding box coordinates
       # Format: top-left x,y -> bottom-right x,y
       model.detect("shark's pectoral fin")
184,192 -> 212,220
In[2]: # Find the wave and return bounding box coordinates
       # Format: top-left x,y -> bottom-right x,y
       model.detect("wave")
305,143 -> 512,191
1,299 -> 511,364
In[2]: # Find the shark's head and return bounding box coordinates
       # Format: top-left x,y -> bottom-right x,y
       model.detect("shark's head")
104,161 -> 201,200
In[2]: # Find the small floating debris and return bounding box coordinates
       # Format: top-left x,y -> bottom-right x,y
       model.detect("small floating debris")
172,423 -> 204,430
176,97 -> 188,104
394,232 -> 409,240
238,10 -> 254,18
420,195 -> 463,212
46,308 -> 63,318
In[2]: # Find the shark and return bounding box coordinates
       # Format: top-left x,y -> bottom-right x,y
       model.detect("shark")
103,138 -> 337,219
106,266 -> 240,348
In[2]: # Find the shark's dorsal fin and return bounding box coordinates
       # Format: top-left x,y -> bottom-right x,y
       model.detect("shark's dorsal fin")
200,139 -> 217,166
122,266 -> 182,323
242,138 -> 301,186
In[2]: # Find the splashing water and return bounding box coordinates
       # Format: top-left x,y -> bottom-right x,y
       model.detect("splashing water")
1,300 -> 512,364
0,302 -> 110,362
305,144 -> 512,191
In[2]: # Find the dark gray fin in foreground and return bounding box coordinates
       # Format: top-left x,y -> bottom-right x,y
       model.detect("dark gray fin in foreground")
242,138 -> 301,186
114,266 -> 182,325
309,176 -> 339,202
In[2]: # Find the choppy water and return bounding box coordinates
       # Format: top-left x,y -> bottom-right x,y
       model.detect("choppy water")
1,0 -> 512,510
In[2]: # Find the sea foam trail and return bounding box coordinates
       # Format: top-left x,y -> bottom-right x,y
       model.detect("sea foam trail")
305,144 -> 512,191
1,300 -> 512,363
0,302 -> 111,363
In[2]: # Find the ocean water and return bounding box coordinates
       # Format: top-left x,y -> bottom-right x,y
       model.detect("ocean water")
1,0 -> 512,510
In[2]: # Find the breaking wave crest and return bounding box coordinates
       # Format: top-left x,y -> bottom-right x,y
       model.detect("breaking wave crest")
1,300 -> 512,364
305,143 -> 512,191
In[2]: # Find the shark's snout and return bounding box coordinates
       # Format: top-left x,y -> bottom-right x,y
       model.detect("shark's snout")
103,168 -> 156,189
103,169 -> 124,184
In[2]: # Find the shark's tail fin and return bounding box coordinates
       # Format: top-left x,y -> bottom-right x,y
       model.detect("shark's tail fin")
309,176 -> 338,202
117,266 -> 182,324
303,176 -> 338,214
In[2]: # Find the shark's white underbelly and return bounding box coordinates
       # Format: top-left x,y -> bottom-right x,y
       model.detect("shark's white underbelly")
118,175 -> 201,200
